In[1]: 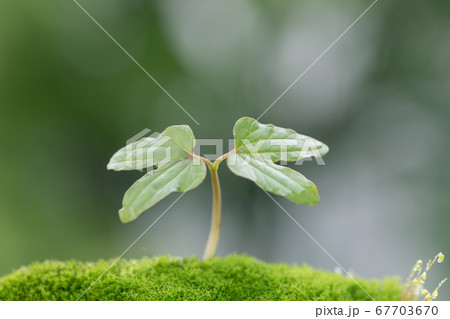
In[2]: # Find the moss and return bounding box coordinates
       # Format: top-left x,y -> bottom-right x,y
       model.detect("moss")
0,255 -> 402,301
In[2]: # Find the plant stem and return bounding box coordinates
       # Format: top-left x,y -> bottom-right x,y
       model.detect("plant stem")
202,164 -> 222,259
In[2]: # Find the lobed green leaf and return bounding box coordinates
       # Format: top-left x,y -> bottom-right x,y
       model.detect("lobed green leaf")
119,159 -> 206,223
227,151 -> 320,205
107,125 -> 205,223
227,117 -> 328,205
107,125 -> 195,171
233,117 -> 328,162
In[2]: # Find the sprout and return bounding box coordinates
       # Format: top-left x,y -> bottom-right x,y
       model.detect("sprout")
108,117 -> 328,259
438,252 -> 444,263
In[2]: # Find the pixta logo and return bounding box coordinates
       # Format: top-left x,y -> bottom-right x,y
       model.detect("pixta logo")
115,128 -> 326,173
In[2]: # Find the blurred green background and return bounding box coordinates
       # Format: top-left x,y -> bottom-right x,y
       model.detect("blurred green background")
1,0 -> 449,299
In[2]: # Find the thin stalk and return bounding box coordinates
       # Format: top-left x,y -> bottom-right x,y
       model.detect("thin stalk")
202,165 -> 222,259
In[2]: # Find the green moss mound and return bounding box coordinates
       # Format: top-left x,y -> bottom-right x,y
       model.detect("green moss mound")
0,255 -> 402,301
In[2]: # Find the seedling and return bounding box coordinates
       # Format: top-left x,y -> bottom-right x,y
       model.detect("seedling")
107,117 -> 328,259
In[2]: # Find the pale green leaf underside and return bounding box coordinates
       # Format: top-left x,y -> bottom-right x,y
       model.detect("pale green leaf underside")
233,117 -> 328,162
119,159 -> 206,223
227,151 -> 319,205
107,125 -> 205,223
107,125 -> 195,171
228,117 -> 327,205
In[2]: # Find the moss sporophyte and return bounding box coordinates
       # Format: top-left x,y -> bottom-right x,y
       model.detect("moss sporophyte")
403,252 -> 447,301
107,117 -> 328,259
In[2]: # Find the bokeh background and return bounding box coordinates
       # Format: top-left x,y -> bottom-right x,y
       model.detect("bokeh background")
1,0 -> 449,299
